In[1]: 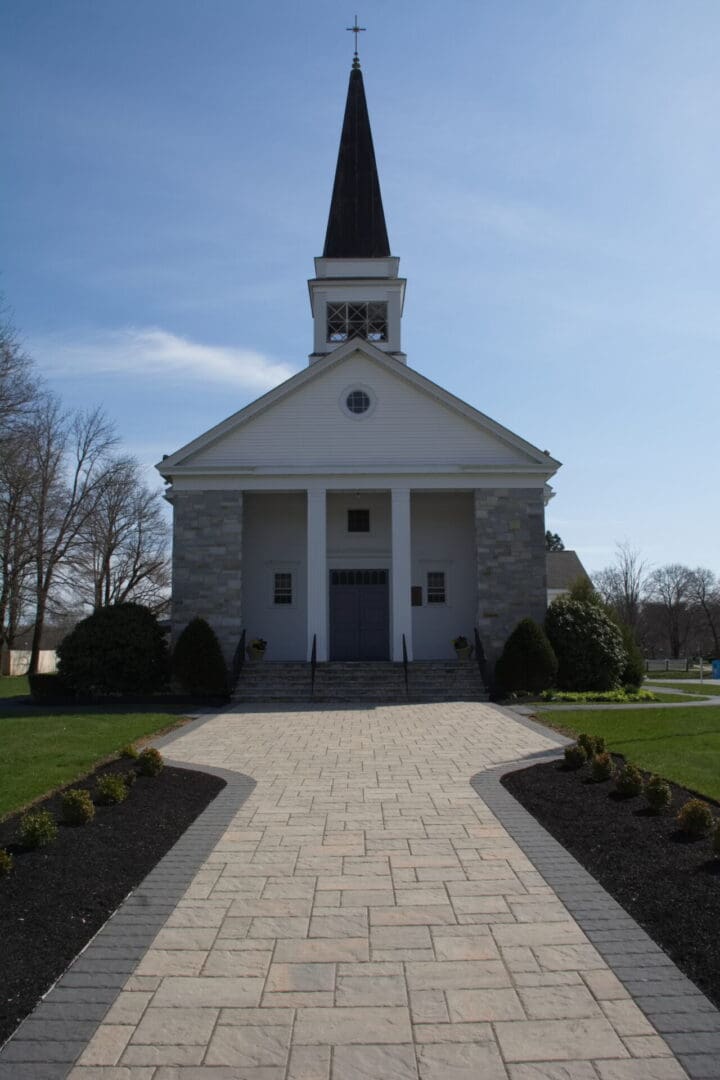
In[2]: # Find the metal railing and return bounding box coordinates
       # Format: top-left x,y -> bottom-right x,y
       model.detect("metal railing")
402,633 -> 409,697
474,627 -> 490,689
310,634 -> 317,697
230,628 -> 246,687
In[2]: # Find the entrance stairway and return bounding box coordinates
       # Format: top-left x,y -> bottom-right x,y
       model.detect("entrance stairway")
232,660 -> 488,704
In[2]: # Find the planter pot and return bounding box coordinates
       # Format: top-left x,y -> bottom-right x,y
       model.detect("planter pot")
454,645 -> 473,661
247,646 -> 266,662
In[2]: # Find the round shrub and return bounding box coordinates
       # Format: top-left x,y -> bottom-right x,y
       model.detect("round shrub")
20,809 -> 58,849
0,848 -> 13,877
563,744 -> 587,770
171,617 -> 228,696
591,752 -> 614,782
121,744 -> 139,760
137,748 -> 164,777
645,776 -> 672,814
676,798 -> 714,837
61,788 -> 95,826
615,763 -> 643,798
545,597 -> 626,691
57,603 -> 168,696
96,773 -> 128,805
124,769 -> 137,787
494,618 -> 558,695
577,733 -> 605,759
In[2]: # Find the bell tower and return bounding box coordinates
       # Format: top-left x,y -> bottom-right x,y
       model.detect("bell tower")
308,53 -> 406,364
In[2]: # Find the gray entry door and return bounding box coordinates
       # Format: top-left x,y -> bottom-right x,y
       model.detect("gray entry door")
329,569 -> 390,661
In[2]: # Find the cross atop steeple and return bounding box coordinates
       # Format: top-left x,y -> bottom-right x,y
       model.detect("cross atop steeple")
346,15 -> 366,63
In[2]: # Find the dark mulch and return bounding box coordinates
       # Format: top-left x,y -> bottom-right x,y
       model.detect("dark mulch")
0,757 -> 225,1046
502,757 -> 720,1009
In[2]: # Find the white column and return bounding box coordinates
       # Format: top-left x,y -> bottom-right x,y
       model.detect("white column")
391,487 -> 413,661
306,488 -> 328,661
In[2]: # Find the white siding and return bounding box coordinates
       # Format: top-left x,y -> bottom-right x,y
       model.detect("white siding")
411,492 -> 477,660
242,493 -> 307,661
184,354 -> 532,469
327,492 -> 391,564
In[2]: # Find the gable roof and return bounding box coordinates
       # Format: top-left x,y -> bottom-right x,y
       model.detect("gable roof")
158,339 -> 561,476
546,550 -> 590,590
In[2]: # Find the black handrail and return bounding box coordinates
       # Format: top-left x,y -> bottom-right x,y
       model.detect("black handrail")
402,633 -> 409,697
310,634 -> 317,697
474,627 -> 490,689
231,628 -> 246,687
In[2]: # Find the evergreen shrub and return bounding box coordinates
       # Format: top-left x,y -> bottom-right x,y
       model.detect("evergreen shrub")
563,744 -> 587,770
57,603 -> 168,695
545,597 -> 626,691
618,624 -> 645,690
591,752 -> 614,782
494,618 -> 558,694
578,733 -> 605,758
615,763 -> 643,798
96,773 -> 128,805
20,809 -> 58,848
0,849 -> 13,876
121,744 -> 139,759
676,798 -> 714,837
61,788 -> 95,825
645,776 -> 672,814
137,748 -> 164,777
171,617 -> 228,696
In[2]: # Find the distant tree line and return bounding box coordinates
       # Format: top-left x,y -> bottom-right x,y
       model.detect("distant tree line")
592,542 -> 719,659
0,303 -> 169,674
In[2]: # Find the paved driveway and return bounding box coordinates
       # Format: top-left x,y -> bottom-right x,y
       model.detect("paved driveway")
67,702 -> 689,1078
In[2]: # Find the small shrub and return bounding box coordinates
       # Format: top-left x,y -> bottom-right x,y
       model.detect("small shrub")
676,798 -> 714,837
494,617 -> 558,694
577,733 -> 595,759
0,848 -> 13,876
96,773 -> 128,805
591,751 -> 614,782
645,775 -> 672,814
171,617 -> 228,695
120,744 -> 138,759
20,809 -> 58,849
593,735 -> 606,755
61,788 -> 95,826
615,763 -> 643,798
713,824 -> 720,858
137,747 -> 163,777
563,744 -> 587,770
124,769 -> 137,787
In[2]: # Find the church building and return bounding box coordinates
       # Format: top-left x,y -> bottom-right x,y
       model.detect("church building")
158,55 -> 561,679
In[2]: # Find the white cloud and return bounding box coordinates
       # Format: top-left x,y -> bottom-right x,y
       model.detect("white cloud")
30,327 -> 297,392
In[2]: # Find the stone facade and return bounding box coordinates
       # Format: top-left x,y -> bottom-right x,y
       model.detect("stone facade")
474,487 -> 547,667
171,491 -> 243,663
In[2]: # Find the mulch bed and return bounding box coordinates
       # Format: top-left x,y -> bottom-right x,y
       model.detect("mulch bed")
502,756 -> 720,1010
0,757 -> 225,1046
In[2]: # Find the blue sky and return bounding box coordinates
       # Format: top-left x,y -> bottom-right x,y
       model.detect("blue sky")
2,1 -> 718,573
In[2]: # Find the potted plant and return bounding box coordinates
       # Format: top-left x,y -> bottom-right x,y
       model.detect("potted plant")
452,635 -> 473,661
247,637 -> 267,661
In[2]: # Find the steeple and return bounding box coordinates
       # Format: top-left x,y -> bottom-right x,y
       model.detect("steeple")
323,58 -> 390,258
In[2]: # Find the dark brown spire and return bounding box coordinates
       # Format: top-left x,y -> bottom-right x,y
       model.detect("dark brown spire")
323,60 -> 390,258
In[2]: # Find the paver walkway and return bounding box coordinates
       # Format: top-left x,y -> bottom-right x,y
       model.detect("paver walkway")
68,702 -> 690,1079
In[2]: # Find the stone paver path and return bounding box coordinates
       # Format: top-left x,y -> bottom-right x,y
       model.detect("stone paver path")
69,702 -> 690,1079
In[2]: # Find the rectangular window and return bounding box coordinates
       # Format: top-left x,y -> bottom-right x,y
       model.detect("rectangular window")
327,301 -> 388,343
426,571 -> 446,604
348,509 -> 370,532
273,572 -> 292,604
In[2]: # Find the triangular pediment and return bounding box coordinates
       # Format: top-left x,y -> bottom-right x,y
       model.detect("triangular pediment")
158,341 -> 560,475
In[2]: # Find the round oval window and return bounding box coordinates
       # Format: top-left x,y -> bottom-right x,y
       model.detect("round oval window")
346,389 -> 371,415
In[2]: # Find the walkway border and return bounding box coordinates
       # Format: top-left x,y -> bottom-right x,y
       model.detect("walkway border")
0,710 -> 255,1080
473,710 -> 720,1080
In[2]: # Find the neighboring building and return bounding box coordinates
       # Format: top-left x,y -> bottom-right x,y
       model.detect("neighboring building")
158,56 -> 561,669
0,626 -> 65,676
546,550 -> 591,605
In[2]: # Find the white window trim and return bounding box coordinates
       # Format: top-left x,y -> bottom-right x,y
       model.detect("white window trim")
419,561 -> 451,607
266,562 -> 300,609
339,383 -> 378,421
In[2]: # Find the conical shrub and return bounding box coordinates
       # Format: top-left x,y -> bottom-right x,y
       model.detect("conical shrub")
494,617 -> 558,694
171,617 -> 228,695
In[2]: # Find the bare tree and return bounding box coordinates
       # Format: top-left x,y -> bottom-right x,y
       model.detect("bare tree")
0,428 -> 36,667
592,542 -> 647,630
24,398 -> 119,673
644,564 -> 694,658
66,458 -> 170,614
686,567 -> 720,657
0,304 -> 38,435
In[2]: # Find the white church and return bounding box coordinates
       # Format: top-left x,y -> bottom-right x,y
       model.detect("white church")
158,55 -> 560,684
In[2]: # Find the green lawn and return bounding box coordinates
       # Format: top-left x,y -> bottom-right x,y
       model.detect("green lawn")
646,681 -> 720,697
644,692 -> 709,703
542,706 -> 720,800
645,670 -> 709,680
0,675 -> 30,699
0,711 -> 185,818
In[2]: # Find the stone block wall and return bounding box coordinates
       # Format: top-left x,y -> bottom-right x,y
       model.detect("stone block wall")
474,487 -> 547,670
171,490 -> 243,664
